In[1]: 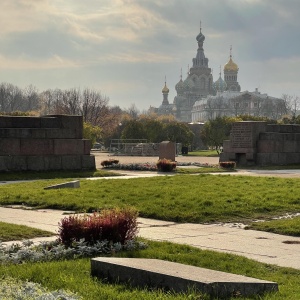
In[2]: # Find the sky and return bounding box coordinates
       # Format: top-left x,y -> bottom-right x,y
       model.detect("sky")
0,0 -> 299,112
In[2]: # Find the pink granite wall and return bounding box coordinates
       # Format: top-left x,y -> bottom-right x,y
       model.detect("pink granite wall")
220,122 -> 300,166
0,115 -> 95,171
159,141 -> 176,161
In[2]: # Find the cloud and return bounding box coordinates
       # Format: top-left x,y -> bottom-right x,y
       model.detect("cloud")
0,0 -> 299,111
0,53 -> 80,70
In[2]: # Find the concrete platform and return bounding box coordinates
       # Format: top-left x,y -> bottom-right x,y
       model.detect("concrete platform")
91,257 -> 278,298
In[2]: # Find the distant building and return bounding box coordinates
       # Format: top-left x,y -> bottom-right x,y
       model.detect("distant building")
151,25 -> 284,122
191,89 -> 286,122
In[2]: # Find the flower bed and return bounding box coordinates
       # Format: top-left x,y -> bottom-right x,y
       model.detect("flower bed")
219,161 -> 236,169
0,277 -> 81,299
156,158 -> 176,172
58,208 -> 138,247
111,163 -> 158,171
101,161 -> 218,171
101,159 -> 119,167
0,239 -> 147,265
0,207 -> 146,265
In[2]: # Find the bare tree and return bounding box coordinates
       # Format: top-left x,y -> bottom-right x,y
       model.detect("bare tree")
125,103 -> 140,119
0,83 -> 23,112
282,94 -> 300,119
39,89 -> 55,115
61,88 -> 81,115
81,88 -> 110,125
23,84 -> 39,112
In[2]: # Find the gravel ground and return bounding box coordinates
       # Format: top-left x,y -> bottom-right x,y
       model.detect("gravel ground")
92,151 -> 219,169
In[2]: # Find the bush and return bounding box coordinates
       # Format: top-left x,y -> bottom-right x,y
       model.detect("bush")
156,158 -> 176,172
58,208 -> 138,247
0,277 -> 81,299
0,239 -> 147,265
219,161 -> 236,169
83,122 -> 102,145
101,159 -> 119,167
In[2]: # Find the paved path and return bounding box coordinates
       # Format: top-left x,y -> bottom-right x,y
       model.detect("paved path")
1,153 -> 300,270
1,207 -> 299,270
93,152 -> 300,178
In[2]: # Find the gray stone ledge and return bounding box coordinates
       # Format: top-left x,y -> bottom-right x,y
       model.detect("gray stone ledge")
44,180 -> 80,190
91,258 -> 278,298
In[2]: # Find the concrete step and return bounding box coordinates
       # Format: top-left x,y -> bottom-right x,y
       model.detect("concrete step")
91,257 -> 278,298
44,180 -> 80,190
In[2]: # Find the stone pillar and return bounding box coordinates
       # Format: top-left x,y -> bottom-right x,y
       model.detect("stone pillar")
159,141 -> 176,161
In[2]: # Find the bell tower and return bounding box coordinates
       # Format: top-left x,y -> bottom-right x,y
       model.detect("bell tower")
224,46 -> 241,91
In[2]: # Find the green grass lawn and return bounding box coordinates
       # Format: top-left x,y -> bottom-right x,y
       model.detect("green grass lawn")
1,173 -> 300,299
246,216 -> 300,237
0,240 -> 299,299
184,150 -> 219,157
0,222 -> 54,242
0,175 -> 299,226
176,166 -> 231,174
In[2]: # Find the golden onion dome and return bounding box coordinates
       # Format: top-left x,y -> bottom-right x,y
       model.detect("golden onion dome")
162,83 -> 169,93
224,57 -> 238,72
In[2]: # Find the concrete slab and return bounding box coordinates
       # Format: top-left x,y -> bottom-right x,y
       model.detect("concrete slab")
44,180 -> 80,190
91,257 -> 278,298
137,218 -> 300,270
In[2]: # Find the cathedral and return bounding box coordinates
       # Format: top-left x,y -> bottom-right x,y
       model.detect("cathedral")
151,25 -> 284,122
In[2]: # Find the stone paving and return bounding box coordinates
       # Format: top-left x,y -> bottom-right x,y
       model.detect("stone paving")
1,206 -> 299,270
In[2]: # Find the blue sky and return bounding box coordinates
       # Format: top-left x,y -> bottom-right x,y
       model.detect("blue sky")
0,0 -> 299,111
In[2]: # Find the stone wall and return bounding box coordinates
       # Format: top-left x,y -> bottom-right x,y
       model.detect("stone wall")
220,121 -> 300,166
0,115 -> 95,171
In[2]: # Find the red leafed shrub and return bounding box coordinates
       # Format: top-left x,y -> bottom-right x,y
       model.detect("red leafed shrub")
58,207 -> 138,247
156,158 -> 176,172
219,161 -> 236,169
101,159 -> 119,167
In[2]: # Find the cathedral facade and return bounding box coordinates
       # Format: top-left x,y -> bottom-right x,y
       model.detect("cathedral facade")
152,26 -> 284,122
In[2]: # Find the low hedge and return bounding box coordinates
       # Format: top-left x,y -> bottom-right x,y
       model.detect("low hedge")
101,159 -> 119,167
58,207 -> 138,247
156,158 -> 176,172
219,161 -> 236,169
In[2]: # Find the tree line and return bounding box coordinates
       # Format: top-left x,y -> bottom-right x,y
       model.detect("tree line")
0,82 -> 299,150
0,82 -> 195,147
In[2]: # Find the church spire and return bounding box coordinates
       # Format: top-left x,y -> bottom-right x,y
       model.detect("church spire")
224,46 -> 241,91
193,23 -> 208,68
161,76 -> 169,105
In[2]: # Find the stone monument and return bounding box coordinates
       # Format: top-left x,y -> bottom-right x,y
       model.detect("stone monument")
159,141 -> 176,161
220,121 -> 300,166
0,114 -> 95,171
